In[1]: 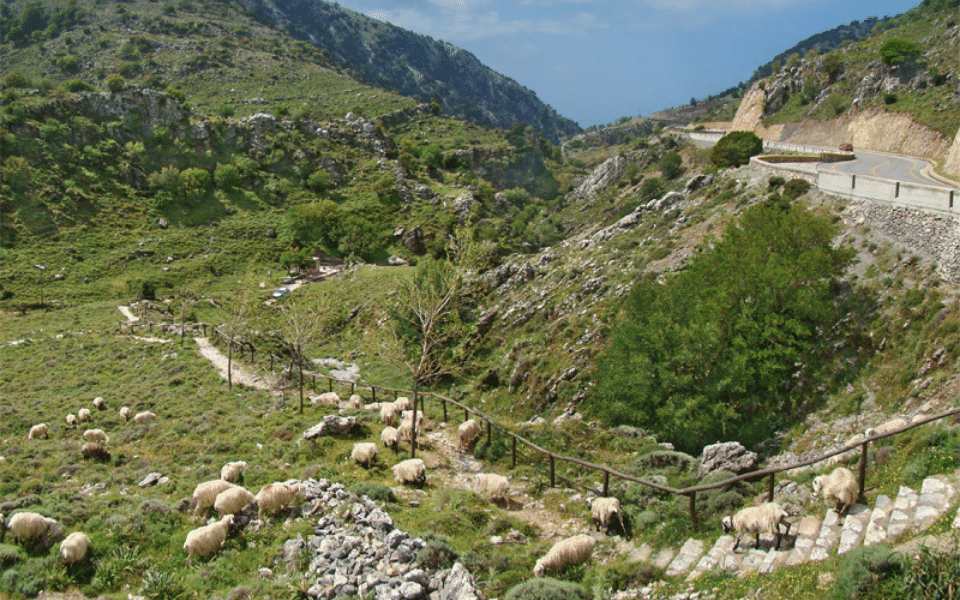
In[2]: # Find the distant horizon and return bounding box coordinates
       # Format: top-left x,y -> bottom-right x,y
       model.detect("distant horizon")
329,0 -> 922,128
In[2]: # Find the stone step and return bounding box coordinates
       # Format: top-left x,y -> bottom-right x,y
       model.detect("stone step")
665,538 -> 705,577
720,548 -> 744,572
837,504 -> 871,555
630,543 -> 655,564
914,476 -> 956,532
757,548 -> 788,574
784,515 -> 821,567
887,485 -> 919,540
688,535 -> 734,580
651,547 -> 676,571
864,495 -> 894,546
809,510 -> 842,562
739,548 -> 768,575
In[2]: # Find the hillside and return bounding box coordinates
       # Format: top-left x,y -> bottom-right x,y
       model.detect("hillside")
233,0 -> 582,142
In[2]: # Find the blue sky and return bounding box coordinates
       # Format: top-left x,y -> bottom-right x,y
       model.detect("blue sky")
329,0 -> 923,127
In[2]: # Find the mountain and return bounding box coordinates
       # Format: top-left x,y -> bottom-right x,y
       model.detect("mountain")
233,0 -> 581,142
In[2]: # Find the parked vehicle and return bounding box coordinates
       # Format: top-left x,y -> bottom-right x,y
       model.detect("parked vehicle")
272,287 -> 290,299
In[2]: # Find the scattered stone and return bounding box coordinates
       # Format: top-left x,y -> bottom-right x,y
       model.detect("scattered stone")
698,442 -> 757,477
137,472 -> 168,488
302,415 -> 357,439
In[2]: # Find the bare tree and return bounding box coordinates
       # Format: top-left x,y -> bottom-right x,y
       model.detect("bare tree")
173,285 -> 198,346
281,294 -> 328,414
220,280 -> 255,390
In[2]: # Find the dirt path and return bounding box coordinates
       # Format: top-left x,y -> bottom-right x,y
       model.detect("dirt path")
194,337 -> 278,391
118,305 -> 139,322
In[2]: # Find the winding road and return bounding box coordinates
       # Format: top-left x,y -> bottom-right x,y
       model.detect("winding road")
819,150 -> 952,189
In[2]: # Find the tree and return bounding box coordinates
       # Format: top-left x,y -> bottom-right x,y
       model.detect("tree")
173,285 -> 198,346
710,131 -> 764,168
821,52 -> 844,83
281,295 -> 327,414
105,73 -> 125,93
219,279 -> 254,390
879,38 -> 922,65
659,151 -> 683,180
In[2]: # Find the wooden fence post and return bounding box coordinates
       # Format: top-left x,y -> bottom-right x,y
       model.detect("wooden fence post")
549,455 -> 555,488
270,354 -> 274,371
689,493 -> 699,532
486,420 -> 492,447
312,375 -> 317,393
464,408 -> 469,422
858,442 -> 869,500
512,437 -> 517,468
394,390 -> 398,401
603,471 -> 610,497
350,382 -> 355,396
371,387 -> 377,403
328,378 -> 333,393
768,473 -> 775,502
442,399 -> 448,423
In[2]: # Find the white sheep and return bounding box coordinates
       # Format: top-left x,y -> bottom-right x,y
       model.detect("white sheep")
533,534 -> 596,577
60,531 -> 91,566
133,411 -> 156,424
313,391 -> 340,407
347,394 -> 363,409
65,414 -> 78,429
92,397 -> 106,410
6,512 -> 65,548
192,480 -> 237,517
220,461 -> 247,483
77,408 -> 92,423
392,459 -> 426,487
721,502 -> 792,552
119,406 -> 132,422
183,514 -> 234,564
83,429 -> 109,444
351,442 -> 378,468
380,403 -> 399,426
393,396 -> 412,412
812,466 -> 859,517
457,419 -> 482,452
81,442 -> 111,462
381,426 -> 400,450
28,423 -> 48,440
214,486 -> 255,517
589,497 -> 626,535
475,473 -> 510,501
254,482 -> 304,520
398,412 -> 425,445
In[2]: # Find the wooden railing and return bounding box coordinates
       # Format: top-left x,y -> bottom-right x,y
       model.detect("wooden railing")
119,316 -> 960,531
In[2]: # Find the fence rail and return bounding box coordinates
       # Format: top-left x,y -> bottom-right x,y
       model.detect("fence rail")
119,316 -> 960,531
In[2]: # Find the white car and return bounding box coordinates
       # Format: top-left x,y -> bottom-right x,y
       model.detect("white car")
271,287 -> 290,299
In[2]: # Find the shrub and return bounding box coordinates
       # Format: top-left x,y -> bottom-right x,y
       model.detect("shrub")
768,176 -> 786,189
139,569 -> 185,600
710,131 -> 763,168
782,178 -> 812,200
415,533 -> 458,570
879,39 -> 922,65
582,561 -> 662,594
216,104 -> 235,118
214,163 -> 241,190
65,79 -> 94,92
347,482 -> 395,503
659,151 -> 683,180
106,74 -> 125,93
832,545 -> 902,599
640,176 -> 665,200
3,73 -> 31,89
505,578 -> 589,600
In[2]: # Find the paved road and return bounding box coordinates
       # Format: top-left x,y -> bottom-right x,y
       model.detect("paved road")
819,151 -> 952,189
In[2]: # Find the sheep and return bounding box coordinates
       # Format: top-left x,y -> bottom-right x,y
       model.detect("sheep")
254,482 -> 304,520
6,512 -> 65,548
220,461 -> 247,483
133,411 -> 156,424
721,502 -> 792,552
397,412 -> 425,445
78,408 -> 92,423
533,534 -> 596,577
83,428 -> 109,444
347,394 -> 363,409
119,406 -> 132,422
81,442 -> 111,462
589,497 -> 626,535
392,458 -> 426,487
380,403 -> 399,426
28,423 -> 48,440
192,480 -> 237,517
475,473 -> 510,501
393,396 -> 412,412
351,442 -> 378,469
183,514 -> 234,565
92,397 -> 106,410
65,414 -> 78,429
313,392 -> 340,407
213,486 -> 255,517
457,419 -> 482,452
812,466 -> 859,517
60,531 -> 91,567
381,426 -> 400,450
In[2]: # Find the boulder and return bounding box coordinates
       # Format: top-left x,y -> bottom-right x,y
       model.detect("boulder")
438,563 -> 480,600
698,441 -> 757,477
303,415 -> 357,439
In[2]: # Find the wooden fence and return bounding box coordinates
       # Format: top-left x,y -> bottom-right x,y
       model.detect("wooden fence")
120,317 -> 960,531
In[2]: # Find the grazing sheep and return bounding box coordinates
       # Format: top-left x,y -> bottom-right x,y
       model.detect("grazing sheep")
183,514 -> 234,565
589,497 -> 626,535
347,394 -> 363,409
78,408 -> 92,423
392,459 -> 426,487
65,414 -> 78,429
381,426 -> 400,450
133,411 -> 156,424
721,502 -> 791,552
119,406 -> 132,422
6,512 -> 65,548
220,461 -> 247,483
533,534 -> 596,577
313,392 -> 340,407
214,486 -> 255,517
83,429 -> 109,444
192,480 -> 237,517
397,412 -> 425,445
393,396 -> 412,412
28,423 -> 48,440
254,482 -> 304,520
81,442 -> 111,462
60,531 -> 91,567
457,419 -> 482,452
813,466 -> 859,517
475,473 -> 510,501
92,397 -> 106,410
351,442 -> 378,469
380,403 -> 399,426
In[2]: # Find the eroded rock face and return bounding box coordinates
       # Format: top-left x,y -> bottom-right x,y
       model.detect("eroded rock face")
699,442 -> 758,477
569,155 -> 626,203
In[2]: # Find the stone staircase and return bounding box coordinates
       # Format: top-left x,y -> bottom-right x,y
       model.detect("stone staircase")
648,475 -> 959,579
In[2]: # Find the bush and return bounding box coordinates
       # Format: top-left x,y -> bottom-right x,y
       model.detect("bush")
105,74 -> 125,93
659,151 -> 683,180
216,104 -> 235,118
782,178 -> 812,200
879,39 -> 922,65
347,482 -> 395,504
582,562 -> 662,594
65,79 -> 94,92
768,176 -> 786,189
415,533 -> 458,570
505,578 -> 588,600
138,569 -> 185,600
710,131 -> 763,168
883,93 -> 898,105
640,176 -> 665,200
832,545 -> 902,599
214,163 -> 241,190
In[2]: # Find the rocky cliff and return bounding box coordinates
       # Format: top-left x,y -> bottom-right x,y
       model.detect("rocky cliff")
234,0 -> 581,142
